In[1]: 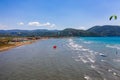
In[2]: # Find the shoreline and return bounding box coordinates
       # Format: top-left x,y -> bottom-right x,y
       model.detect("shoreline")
0,37 -> 50,52
0,40 -> 37,52
0,37 -> 67,52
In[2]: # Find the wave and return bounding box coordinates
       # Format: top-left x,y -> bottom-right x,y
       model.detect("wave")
84,75 -> 92,80
67,38 -> 99,64
90,64 -> 96,69
106,44 -> 120,50
68,39 -> 83,50
67,38 -> 120,79
113,59 -> 120,62
83,41 -> 93,44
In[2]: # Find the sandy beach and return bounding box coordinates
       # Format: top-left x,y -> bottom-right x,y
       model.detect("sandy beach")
0,37 -> 50,52
0,40 -> 37,52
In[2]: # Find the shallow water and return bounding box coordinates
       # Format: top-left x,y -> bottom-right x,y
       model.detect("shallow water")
0,37 -> 120,80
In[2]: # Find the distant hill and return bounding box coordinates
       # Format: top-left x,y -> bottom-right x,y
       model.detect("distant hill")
59,28 -> 99,37
1,25 -> 120,37
0,29 -> 59,37
0,28 -> 99,37
87,25 -> 120,36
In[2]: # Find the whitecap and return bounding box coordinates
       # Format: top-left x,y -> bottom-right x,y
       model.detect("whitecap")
108,69 -> 112,72
83,41 -> 93,44
113,72 -> 117,76
80,57 -> 89,63
106,44 -> 120,50
113,59 -> 120,62
103,78 -> 107,80
101,59 -> 106,62
74,59 -> 81,62
67,38 -> 98,64
84,75 -> 91,80
82,49 -> 89,51
91,65 -> 96,69
88,50 -> 94,53
88,58 -> 95,63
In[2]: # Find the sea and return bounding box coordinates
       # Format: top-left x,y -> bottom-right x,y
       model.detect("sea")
0,37 -> 120,80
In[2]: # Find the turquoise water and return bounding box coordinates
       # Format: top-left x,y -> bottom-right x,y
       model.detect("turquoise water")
80,37 -> 120,44
0,37 -> 120,80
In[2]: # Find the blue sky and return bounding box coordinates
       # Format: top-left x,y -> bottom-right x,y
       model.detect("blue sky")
0,0 -> 120,30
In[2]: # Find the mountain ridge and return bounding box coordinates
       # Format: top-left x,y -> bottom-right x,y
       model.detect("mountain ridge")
0,25 -> 120,37
87,25 -> 120,36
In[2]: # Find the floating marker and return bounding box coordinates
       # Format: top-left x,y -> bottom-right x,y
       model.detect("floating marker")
53,45 -> 57,49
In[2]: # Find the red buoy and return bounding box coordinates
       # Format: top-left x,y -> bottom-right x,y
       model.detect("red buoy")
53,45 -> 57,49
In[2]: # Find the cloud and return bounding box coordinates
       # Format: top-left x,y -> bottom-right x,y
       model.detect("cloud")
18,22 -> 24,25
78,26 -> 87,30
28,22 -> 40,26
0,24 -> 7,29
28,22 -> 55,27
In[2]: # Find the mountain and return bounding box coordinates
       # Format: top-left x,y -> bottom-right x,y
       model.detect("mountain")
0,28 -> 99,37
59,28 -> 99,37
87,25 -> 120,36
0,29 -> 60,37
1,25 -> 120,37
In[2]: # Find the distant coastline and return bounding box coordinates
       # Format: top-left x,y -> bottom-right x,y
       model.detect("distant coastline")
0,25 -> 120,37
1,25 -> 120,52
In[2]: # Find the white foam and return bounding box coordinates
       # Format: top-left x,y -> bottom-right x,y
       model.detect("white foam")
99,53 -> 105,55
68,38 -> 73,42
74,59 -> 81,62
80,57 -> 89,63
67,39 -> 98,64
91,65 -> 96,69
68,39 -> 83,51
88,50 -> 94,53
94,52 -> 99,55
108,69 -> 112,72
103,78 -> 107,80
82,49 -> 89,51
101,59 -> 106,62
83,41 -> 93,44
106,44 -> 120,50
84,75 -> 91,80
88,58 -> 95,63
113,72 -> 117,76
113,59 -> 120,62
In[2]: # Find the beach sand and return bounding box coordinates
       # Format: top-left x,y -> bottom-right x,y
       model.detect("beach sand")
0,37 -> 49,52
0,40 -> 36,52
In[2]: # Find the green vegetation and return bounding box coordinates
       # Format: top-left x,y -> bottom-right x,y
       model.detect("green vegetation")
1,25 -> 120,38
0,37 -> 13,47
87,25 -> 120,36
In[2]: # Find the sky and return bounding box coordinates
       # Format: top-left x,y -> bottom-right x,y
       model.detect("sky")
0,0 -> 120,30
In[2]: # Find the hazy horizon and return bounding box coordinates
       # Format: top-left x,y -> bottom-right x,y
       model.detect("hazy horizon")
0,24 -> 120,30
